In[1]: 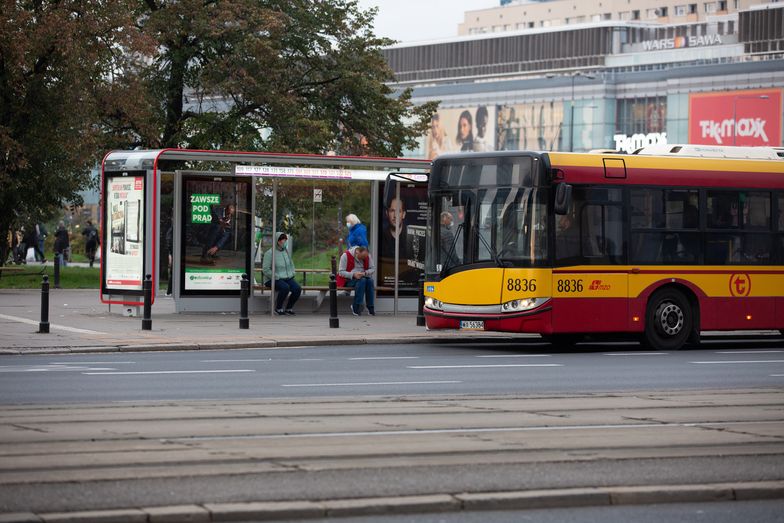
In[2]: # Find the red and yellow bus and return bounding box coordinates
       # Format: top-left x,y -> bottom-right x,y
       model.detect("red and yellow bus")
423,146 -> 784,350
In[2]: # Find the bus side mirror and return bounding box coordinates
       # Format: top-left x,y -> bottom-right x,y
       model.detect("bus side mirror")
554,183 -> 572,215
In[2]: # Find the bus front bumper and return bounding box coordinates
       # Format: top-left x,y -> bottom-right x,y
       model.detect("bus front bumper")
423,304 -> 553,334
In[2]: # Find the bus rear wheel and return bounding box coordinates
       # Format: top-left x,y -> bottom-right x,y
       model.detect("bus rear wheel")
644,288 -> 692,351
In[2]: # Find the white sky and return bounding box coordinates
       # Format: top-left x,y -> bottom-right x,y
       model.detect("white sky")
356,0 -> 500,43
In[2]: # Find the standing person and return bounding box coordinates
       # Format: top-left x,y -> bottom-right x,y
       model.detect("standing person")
337,245 -> 376,316
81,220 -> 99,268
455,110 -> 474,152
53,221 -> 69,267
262,232 -> 301,315
345,214 -> 368,249
34,223 -> 47,262
439,211 -> 458,267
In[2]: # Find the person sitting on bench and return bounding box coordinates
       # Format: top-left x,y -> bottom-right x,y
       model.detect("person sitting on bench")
337,245 -> 376,316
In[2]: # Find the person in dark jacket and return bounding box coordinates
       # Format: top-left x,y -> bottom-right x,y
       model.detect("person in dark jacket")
81,220 -> 99,267
54,221 -> 70,267
345,214 -> 368,249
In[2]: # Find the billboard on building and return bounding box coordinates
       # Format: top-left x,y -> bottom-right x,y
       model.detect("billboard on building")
496,102 -> 563,152
102,172 -> 145,294
180,175 -> 252,294
689,89 -> 782,147
425,106 -> 496,160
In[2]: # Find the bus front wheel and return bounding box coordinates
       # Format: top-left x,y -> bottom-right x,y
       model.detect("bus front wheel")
644,288 -> 692,351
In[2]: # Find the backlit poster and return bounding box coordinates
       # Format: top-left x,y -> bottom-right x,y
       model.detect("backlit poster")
181,175 -> 251,294
496,102 -> 563,151
103,173 -> 145,293
377,183 -> 428,294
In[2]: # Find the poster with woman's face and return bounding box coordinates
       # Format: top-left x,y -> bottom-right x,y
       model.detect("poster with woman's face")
424,106 -> 496,160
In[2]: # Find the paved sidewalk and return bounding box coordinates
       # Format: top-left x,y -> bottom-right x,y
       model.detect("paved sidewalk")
0,289 -> 522,355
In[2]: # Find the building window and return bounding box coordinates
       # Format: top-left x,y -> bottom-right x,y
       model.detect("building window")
675,5 -> 687,16
591,14 -> 601,22
619,11 -> 630,19
705,2 -> 718,13
660,7 -> 668,16
646,8 -> 659,19
689,3 -> 698,14
718,0 -> 727,10
603,12 -> 612,20
632,10 -> 641,20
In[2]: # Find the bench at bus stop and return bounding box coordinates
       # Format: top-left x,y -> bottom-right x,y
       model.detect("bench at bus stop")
252,267 -> 395,311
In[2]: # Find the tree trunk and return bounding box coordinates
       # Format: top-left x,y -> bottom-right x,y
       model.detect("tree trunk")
161,40 -> 188,147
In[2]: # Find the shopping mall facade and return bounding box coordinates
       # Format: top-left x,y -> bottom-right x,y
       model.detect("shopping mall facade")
383,3 -> 784,158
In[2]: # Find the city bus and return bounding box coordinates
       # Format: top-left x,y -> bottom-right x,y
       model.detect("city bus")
423,146 -> 784,350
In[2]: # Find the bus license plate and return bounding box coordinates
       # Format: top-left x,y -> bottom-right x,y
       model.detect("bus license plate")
460,321 -> 485,331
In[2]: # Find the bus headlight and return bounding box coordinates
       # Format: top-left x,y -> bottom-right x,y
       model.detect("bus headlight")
424,297 -> 443,311
501,297 -> 549,313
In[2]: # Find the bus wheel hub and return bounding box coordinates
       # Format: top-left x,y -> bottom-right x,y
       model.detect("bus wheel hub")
657,302 -> 684,336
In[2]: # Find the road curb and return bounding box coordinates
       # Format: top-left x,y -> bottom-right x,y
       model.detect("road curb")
0,334 -> 522,355
11,481 -> 782,523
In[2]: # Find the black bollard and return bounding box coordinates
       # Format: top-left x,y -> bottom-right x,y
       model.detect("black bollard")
417,275 -> 426,327
53,254 -> 61,289
239,273 -> 249,329
142,274 -> 152,330
329,255 -> 339,328
39,275 -> 50,333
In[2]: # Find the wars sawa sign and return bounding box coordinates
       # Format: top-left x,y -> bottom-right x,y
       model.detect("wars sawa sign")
641,34 -> 723,51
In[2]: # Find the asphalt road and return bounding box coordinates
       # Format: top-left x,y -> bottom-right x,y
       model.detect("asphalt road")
1,340 -> 783,517
1,339 -> 784,403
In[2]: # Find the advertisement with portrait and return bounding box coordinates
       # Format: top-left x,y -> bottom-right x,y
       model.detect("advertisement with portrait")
377,182 -> 428,294
689,89 -> 782,146
102,172 -> 145,294
496,102 -> 563,151
180,175 -> 252,295
613,97 -> 668,153
425,105 -> 496,160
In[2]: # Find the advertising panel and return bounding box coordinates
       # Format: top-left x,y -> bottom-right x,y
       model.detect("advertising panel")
614,97 -> 668,153
181,175 -> 251,294
425,106 -> 496,160
103,172 -> 145,293
496,102 -> 563,152
689,89 -> 782,147
377,183 -> 428,294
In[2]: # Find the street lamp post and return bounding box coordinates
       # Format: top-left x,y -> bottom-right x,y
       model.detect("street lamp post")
732,95 -> 769,146
547,71 -> 596,152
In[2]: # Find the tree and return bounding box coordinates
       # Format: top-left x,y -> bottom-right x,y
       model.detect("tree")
0,0 -> 149,264
136,0 -> 437,155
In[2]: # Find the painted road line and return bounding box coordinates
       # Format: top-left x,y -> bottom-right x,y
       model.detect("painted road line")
0,313 -> 104,334
83,369 -> 256,375
603,352 -> 667,356
200,359 -> 272,362
0,365 -> 116,373
475,354 -> 552,358
168,419 -> 783,442
297,358 -> 324,361
281,380 -> 462,387
408,364 -> 562,369
691,360 -> 784,364
717,350 -> 784,354
49,361 -> 136,365
349,356 -> 420,360
771,374 -> 784,377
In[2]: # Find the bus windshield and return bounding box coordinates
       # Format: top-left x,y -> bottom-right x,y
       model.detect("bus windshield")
427,156 -> 548,276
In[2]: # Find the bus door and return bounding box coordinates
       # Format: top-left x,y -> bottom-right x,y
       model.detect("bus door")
552,187 -> 628,333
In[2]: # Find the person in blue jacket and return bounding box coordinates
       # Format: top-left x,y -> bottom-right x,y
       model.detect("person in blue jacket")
345,214 -> 368,248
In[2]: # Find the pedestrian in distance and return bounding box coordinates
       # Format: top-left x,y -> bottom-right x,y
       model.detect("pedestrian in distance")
337,245 -> 376,316
81,220 -> 99,268
53,221 -> 70,267
345,213 -> 368,249
34,223 -> 47,262
262,232 -> 301,315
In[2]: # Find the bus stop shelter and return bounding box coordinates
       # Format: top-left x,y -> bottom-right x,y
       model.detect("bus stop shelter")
100,149 -> 430,315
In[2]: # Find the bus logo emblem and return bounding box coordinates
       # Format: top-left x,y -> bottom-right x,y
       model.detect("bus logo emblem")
729,273 -> 751,297
589,279 -> 610,291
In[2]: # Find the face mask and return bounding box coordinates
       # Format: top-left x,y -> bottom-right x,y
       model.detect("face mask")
346,222 -> 351,228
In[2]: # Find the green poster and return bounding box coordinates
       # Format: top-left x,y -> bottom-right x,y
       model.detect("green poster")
190,194 -> 220,223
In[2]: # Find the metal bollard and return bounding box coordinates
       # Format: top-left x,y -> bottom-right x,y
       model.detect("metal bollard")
239,273 -> 249,329
417,275 -> 426,327
39,275 -> 50,333
142,274 -> 152,330
53,254 -> 61,289
329,255 -> 339,328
